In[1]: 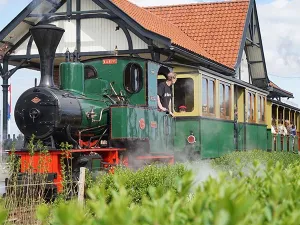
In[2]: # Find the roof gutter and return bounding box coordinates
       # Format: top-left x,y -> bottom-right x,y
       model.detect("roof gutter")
267,86 -> 294,99
171,45 -> 235,76
270,99 -> 300,112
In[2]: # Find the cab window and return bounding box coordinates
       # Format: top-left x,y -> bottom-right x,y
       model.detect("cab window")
124,63 -> 143,93
84,65 -> 97,79
174,78 -> 194,112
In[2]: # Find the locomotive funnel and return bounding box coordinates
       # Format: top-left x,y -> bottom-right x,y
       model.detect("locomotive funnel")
30,24 -> 65,88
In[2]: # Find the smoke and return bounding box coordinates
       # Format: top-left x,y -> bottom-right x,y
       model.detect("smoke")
185,160 -> 218,186
277,36 -> 300,67
0,0 -> 8,5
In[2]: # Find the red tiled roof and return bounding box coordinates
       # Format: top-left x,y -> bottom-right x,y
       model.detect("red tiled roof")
269,81 -> 293,96
110,0 -> 225,67
145,0 -> 250,68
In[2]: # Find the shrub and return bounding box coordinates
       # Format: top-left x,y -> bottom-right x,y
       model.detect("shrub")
93,163 -> 187,204
211,150 -> 300,176
37,159 -> 300,225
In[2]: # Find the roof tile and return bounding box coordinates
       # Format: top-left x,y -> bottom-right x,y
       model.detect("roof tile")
146,0 -> 250,68
110,0 -> 223,66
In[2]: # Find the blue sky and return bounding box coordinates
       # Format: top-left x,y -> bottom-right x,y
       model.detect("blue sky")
0,0 -> 300,136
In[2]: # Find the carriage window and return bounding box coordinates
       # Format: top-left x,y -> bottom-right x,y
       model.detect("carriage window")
174,78 -> 194,112
84,65 -> 97,79
258,96 -> 261,122
202,78 -> 215,115
124,63 -> 143,93
248,92 -> 256,122
219,83 -> 231,119
258,96 -> 265,122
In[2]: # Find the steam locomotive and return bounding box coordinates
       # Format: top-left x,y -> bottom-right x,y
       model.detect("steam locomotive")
10,24 -> 175,194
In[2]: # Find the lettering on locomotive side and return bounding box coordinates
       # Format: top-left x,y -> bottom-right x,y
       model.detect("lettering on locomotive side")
102,59 -> 118,65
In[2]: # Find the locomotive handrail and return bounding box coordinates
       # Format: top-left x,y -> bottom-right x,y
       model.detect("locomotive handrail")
103,94 -> 117,104
92,108 -> 109,123
62,93 -> 107,102
110,82 -> 121,101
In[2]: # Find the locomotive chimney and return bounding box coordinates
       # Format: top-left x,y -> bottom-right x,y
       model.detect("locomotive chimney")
30,24 -> 65,88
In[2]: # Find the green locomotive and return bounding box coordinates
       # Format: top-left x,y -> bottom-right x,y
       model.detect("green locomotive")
13,25 -> 175,195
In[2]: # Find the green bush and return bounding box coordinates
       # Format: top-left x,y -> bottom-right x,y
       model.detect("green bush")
35,151 -> 300,225
93,163 -> 187,204
36,159 -> 300,225
211,150 -> 300,175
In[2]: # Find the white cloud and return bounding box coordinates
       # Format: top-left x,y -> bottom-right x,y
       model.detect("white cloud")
257,0 -> 300,77
0,0 -> 7,5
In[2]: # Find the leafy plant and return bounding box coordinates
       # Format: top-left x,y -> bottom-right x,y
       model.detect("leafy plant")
36,150 -> 300,225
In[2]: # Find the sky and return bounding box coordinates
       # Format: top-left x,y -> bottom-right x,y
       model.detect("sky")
0,0 -> 300,137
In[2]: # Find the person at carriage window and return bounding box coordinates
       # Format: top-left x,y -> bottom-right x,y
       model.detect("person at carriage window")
290,125 -> 296,137
285,120 -> 292,135
271,119 -> 277,135
157,72 -> 177,116
278,123 -> 287,136
178,105 -> 187,113
290,124 -> 297,149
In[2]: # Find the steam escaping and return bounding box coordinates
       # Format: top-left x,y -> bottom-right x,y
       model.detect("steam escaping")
184,160 -> 218,187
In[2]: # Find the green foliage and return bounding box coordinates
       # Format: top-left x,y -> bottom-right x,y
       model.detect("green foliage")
94,163 -> 187,204
0,205 -> 7,225
35,151 -> 300,225
211,150 -> 300,176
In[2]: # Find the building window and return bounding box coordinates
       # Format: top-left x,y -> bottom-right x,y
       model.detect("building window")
258,96 -> 265,122
124,63 -> 143,93
219,83 -> 231,119
174,78 -> 194,112
202,77 -> 215,115
248,92 -> 256,122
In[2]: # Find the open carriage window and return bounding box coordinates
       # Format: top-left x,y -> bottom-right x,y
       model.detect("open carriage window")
219,83 -> 231,119
248,92 -> 256,122
124,63 -> 143,93
174,78 -> 194,112
258,96 -> 265,122
84,65 -> 97,79
202,77 -> 215,115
